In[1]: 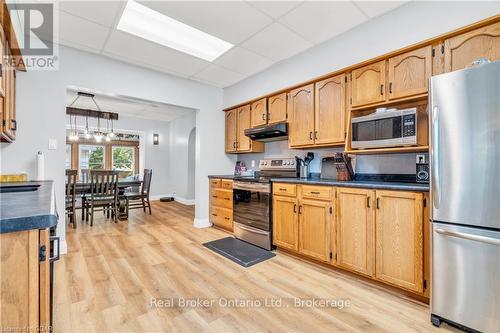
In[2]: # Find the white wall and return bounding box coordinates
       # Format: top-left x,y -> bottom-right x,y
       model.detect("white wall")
66,114 -> 172,198
224,1 -> 499,174
167,111 -> 197,203
0,46 -> 235,253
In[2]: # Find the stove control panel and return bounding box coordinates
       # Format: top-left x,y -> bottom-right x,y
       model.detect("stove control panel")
260,158 -> 296,170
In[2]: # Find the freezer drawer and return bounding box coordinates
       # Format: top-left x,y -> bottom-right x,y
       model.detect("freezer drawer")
431,222 -> 500,332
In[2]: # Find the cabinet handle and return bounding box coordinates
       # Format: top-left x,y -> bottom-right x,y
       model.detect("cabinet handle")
267,112 -> 271,120
224,198 -> 230,201
389,82 -> 393,94
380,84 -> 384,96
293,204 -> 297,213
212,195 -> 218,199
376,198 -> 380,209
367,196 -> 371,208
11,120 -> 16,131
212,213 -> 218,217
298,205 -> 303,214
314,131 -> 318,140
262,113 -> 266,121
310,191 -> 320,195
279,188 -> 287,191
309,131 -> 313,140
224,217 -> 230,220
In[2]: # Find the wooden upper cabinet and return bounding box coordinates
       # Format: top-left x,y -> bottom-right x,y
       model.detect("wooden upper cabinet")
388,46 -> 432,100
335,188 -> 375,277
351,60 -> 386,108
314,74 -> 346,145
298,199 -> 331,262
273,196 -> 298,251
288,83 -> 314,147
375,190 -> 424,293
250,98 -> 267,128
225,109 -> 237,153
237,105 -> 251,151
267,92 -> 287,124
444,21 -> 500,73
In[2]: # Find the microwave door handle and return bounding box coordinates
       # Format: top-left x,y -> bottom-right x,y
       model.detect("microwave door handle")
431,105 -> 441,209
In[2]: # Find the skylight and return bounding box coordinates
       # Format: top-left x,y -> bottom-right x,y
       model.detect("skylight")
117,1 -> 234,62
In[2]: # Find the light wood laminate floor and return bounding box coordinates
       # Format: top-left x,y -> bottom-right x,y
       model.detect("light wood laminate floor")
55,201 -> 456,332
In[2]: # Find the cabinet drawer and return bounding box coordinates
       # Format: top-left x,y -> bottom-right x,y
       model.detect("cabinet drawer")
210,206 -> 233,231
221,179 -> 233,189
211,189 -> 233,209
301,185 -> 333,201
273,183 -> 297,197
210,178 -> 221,188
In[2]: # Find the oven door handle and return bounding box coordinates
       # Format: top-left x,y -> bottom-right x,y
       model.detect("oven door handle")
233,182 -> 270,193
236,224 -> 269,235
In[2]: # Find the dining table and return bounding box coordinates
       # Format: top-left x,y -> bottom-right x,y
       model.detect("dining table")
74,179 -> 143,220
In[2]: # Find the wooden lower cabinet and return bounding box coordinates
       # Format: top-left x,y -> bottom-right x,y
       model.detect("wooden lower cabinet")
335,188 -> 375,277
298,199 -> 331,262
375,190 -> 424,293
0,228 -> 50,330
272,195 -> 298,251
272,183 -> 429,297
209,178 -> 233,232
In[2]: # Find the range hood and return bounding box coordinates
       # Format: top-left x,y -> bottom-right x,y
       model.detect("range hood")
244,122 -> 288,142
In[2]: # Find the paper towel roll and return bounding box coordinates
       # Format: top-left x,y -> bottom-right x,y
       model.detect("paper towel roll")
37,151 -> 45,181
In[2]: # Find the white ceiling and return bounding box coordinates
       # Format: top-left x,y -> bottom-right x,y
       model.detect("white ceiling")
51,1 -> 408,88
66,87 -> 195,122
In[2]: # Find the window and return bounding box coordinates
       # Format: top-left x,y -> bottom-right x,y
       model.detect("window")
112,146 -> 135,179
79,145 -> 105,176
65,144 -> 72,170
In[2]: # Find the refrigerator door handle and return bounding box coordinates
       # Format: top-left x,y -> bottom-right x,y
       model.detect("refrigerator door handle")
431,105 -> 441,208
435,228 -> 500,246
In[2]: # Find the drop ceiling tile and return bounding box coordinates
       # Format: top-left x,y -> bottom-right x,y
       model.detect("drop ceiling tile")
59,1 -> 124,27
59,38 -> 101,54
240,23 -> 312,61
279,1 -> 367,44
214,46 -> 272,76
139,1 -> 273,44
59,11 -> 111,51
248,1 -> 303,19
192,65 -> 246,88
353,1 -> 408,18
103,30 -> 211,77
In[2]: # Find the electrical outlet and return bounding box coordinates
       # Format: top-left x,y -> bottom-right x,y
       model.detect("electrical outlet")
416,154 -> 426,164
48,139 -> 57,150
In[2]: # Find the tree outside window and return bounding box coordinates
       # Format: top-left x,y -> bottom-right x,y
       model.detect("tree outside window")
112,146 -> 135,179
80,145 -> 105,171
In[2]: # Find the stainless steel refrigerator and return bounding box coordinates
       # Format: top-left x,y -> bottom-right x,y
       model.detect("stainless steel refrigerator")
429,61 -> 500,332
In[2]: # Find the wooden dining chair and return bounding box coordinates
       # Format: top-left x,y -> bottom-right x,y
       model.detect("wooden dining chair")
65,169 -> 78,228
80,169 -> 90,183
124,169 -> 153,215
84,170 -> 119,226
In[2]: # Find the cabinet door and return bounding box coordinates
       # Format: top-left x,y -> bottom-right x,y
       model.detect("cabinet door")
351,61 -> 386,107
388,46 -> 432,100
225,109 -> 237,153
288,84 -> 314,147
250,98 -> 267,128
268,92 -> 287,124
272,196 -> 298,251
237,104 -> 252,151
2,41 -> 15,141
298,199 -> 331,262
335,188 -> 375,276
375,190 -> 424,293
444,22 -> 500,73
314,74 -> 346,145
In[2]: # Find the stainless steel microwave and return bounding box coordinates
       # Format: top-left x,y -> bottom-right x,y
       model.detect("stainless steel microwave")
351,108 -> 417,149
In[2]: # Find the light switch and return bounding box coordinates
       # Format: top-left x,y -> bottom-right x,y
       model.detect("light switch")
251,160 -> 256,168
48,139 -> 57,150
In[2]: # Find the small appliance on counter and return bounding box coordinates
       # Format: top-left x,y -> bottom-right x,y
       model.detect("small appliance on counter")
234,161 -> 254,177
416,154 -> 429,183
295,152 -> 314,178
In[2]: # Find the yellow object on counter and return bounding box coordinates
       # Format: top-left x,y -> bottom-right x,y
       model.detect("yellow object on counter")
0,173 -> 28,182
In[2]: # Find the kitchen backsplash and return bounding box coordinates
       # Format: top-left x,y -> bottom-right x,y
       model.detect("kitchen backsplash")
236,141 -> 425,175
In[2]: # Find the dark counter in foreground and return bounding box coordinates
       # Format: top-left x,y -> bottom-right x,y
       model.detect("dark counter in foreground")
0,181 -> 58,233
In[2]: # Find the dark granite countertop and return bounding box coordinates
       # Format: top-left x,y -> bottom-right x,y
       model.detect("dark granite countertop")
208,175 -> 429,191
208,175 -> 234,179
272,178 -> 429,192
0,181 -> 58,234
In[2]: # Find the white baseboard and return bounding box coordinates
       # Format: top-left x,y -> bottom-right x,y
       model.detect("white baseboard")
174,196 -> 195,205
194,218 -> 211,228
